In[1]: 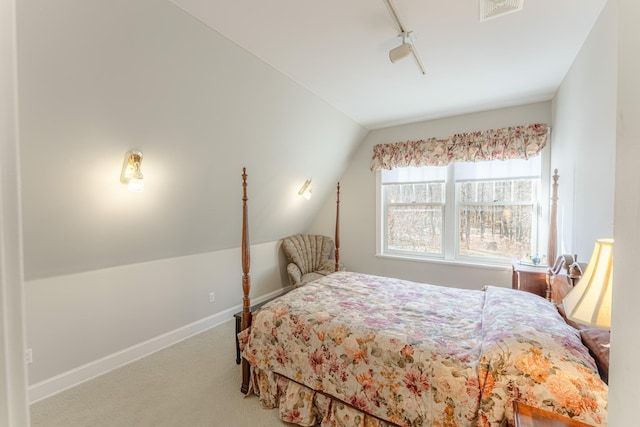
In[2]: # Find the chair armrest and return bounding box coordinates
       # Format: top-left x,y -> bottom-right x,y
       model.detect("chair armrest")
287,263 -> 302,287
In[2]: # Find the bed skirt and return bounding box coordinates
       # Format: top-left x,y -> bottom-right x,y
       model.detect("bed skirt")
249,366 -> 397,427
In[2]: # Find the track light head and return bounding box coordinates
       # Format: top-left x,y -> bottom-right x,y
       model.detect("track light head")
389,42 -> 412,63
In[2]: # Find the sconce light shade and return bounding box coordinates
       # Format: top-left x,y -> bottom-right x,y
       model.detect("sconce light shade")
563,238 -> 613,330
120,150 -> 144,192
298,178 -> 312,200
389,42 -> 412,63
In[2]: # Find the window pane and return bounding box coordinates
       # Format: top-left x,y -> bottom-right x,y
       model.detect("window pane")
386,205 -> 442,254
458,179 -> 536,203
379,153 -> 544,265
458,204 -> 534,259
384,183 -> 443,204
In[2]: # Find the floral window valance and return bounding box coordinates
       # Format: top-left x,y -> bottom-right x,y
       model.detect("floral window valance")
370,123 -> 549,171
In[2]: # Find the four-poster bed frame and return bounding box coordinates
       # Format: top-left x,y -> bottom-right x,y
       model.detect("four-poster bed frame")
239,168 -> 341,393
236,167 -> 607,427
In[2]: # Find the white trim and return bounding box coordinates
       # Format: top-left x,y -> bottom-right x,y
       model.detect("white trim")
0,0 -> 30,423
375,253 -> 511,272
375,170 -> 382,254
444,163 -> 456,259
28,288 -> 287,404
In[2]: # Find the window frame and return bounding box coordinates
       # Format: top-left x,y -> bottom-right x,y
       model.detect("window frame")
375,148 -> 551,267
381,179 -> 446,258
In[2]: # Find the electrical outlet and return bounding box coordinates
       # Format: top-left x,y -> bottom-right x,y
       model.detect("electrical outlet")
25,348 -> 33,365
209,292 -> 215,303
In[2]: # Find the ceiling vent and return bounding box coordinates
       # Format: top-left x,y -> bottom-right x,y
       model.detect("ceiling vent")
479,0 -> 524,22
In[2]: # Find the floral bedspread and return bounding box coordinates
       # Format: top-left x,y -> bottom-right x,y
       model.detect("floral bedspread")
240,271 -> 607,427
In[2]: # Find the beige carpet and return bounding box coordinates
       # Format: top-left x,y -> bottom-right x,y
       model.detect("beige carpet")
30,319 -> 291,427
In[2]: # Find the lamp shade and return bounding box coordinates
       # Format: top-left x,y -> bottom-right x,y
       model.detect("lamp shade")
562,238 -> 613,330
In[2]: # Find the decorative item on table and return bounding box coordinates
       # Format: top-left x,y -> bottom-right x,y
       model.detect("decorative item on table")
519,254 -> 547,267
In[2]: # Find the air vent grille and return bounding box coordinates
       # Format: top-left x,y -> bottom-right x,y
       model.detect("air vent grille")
480,0 -> 524,22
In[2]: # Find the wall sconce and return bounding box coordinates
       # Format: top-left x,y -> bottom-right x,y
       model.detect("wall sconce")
298,178 -> 312,200
120,150 -> 144,192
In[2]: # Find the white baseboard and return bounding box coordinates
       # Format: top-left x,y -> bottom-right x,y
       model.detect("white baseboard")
28,288 -> 288,404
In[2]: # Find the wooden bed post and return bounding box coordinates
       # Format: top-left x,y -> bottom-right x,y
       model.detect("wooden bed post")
545,169 -> 559,301
240,168 -> 252,394
547,169 -> 559,269
335,182 -> 340,272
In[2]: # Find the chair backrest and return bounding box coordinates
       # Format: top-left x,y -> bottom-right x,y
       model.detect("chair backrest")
281,234 -> 334,275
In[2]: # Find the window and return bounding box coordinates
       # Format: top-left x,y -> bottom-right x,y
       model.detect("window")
382,166 -> 446,256
379,155 -> 547,265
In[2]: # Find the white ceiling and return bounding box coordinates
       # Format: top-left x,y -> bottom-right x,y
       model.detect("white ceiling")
169,0 -> 606,130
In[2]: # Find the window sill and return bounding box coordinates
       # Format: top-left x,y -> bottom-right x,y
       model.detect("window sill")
375,253 -> 512,272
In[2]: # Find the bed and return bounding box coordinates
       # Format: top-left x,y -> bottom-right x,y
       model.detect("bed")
237,168 -> 608,427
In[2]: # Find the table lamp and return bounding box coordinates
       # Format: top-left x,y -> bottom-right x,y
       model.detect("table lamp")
562,238 -> 613,330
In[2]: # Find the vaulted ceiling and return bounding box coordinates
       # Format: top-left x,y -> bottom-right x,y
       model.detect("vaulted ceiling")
170,0 -> 607,129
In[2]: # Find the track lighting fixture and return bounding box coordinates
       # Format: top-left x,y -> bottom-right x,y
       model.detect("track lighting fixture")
384,0 -> 426,75
389,33 -> 413,63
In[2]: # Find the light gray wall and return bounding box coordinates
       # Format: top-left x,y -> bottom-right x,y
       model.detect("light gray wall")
17,0 -> 367,281
611,0 -> 640,423
310,102 -> 552,290
18,0 -> 367,392
551,0 -> 617,259
552,2 -> 625,418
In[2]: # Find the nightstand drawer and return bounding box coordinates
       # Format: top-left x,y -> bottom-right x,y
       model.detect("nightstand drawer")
512,260 -> 549,298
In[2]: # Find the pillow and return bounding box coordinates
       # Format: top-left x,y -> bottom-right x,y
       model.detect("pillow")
580,328 -> 610,384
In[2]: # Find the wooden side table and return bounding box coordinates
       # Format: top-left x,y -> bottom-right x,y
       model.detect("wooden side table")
514,402 -> 593,427
512,260 -> 549,298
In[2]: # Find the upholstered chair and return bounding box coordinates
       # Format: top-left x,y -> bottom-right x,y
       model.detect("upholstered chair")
281,234 -> 343,288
